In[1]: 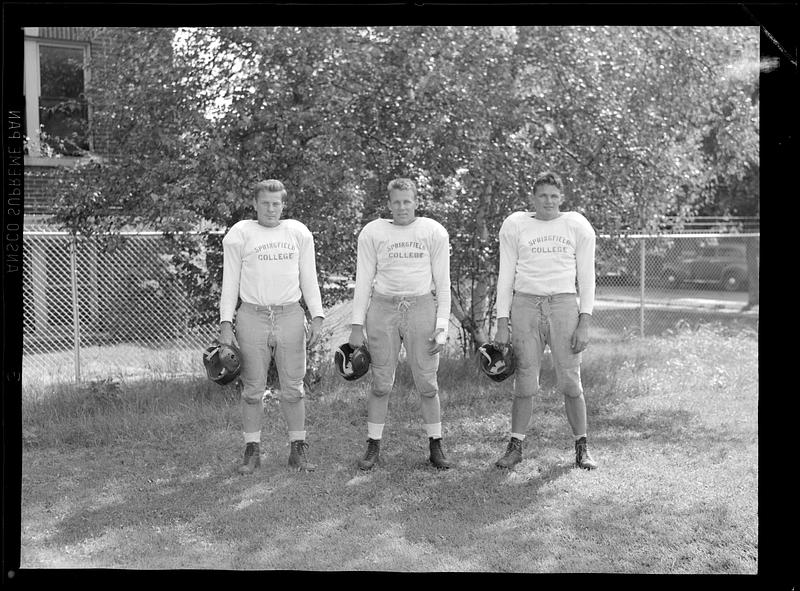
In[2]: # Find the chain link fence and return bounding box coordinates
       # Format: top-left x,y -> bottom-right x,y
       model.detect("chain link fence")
592,232 -> 759,340
22,227 -> 759,390
22,229 -> 220,390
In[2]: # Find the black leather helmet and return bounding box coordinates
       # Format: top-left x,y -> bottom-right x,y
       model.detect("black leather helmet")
334,343 -> 371,381
203,342 -> 242,385
477,342 -> 516,382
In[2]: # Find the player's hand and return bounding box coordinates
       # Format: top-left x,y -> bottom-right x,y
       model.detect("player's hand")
493,324 -> 510,347
428,328 -> 446,355
570,315 -> 590,353
349,325 -> 366,349
306,316 -> 323,348
219,322 -> 239,348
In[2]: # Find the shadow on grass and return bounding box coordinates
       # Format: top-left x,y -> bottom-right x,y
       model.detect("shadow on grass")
26,326 -> 757,570
36,395 -> 748,571
41,417 -> 578,561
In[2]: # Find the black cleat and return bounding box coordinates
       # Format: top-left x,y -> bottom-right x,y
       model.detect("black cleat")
575,436 -> 598,470
428,437 -> 452,470
358,438 -> 381,471
495,437 -> 523,469
237,442 -> 261,475
288,440 -> 317,472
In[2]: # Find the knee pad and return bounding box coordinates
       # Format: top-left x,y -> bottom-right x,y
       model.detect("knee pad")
561,385 -> 584,399
513,389 -> 536,399
513,371 -> 538,399
370,385 -> 392,398
413,368 -> 439,399
279,384 -> 304,403
241,390 -> 264,406
557,366 -> 583,398
558,377 -> 583,398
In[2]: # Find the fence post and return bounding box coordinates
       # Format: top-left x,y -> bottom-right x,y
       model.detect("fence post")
70,234 -> 82,383
746,235 -> 759,307
639,237 -> 645,338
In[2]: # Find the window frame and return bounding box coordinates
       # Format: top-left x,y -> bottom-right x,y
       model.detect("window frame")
23,28 -> 93,167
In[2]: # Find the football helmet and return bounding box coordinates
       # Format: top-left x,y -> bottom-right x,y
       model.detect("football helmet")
203,342 -> 242,385
477,342 -> 515,382
334,343 -> 371,381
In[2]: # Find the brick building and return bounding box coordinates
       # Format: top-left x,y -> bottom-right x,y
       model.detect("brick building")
22,27 -> 189,350
23,26 -> 115,219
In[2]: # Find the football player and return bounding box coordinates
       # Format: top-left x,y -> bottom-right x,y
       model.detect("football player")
219,179 -> 324,474
348,178 -> 452,470
493,171 -> 599,470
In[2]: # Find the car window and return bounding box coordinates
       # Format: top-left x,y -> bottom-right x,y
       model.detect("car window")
720,247 -> 744,258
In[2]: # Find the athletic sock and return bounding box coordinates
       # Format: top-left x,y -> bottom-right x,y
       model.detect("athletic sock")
243,431 -> 261,444
367,422 -> 384,440
424,423 -> 442,439
510,432 -> 526,441
288,430 -> 306,442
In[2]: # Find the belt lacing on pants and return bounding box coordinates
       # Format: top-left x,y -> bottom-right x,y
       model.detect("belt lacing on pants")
397,298 -> 412,312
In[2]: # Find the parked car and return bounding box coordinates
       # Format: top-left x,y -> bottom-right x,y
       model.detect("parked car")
596,250 -> 630,285
660,243 -> 751,291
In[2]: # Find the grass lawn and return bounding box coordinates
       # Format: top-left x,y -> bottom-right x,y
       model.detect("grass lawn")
17,322 -> 758,573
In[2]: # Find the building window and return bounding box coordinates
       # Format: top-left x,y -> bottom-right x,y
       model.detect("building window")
24,29 -> 91,162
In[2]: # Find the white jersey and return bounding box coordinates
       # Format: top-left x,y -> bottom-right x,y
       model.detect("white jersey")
220,219 -> 324,323
351,217 -> 451,331
495,211 -> 596,318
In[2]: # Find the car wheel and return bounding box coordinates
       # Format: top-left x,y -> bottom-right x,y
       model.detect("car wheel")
662,269 -> 683,288
721,271 -> 746,292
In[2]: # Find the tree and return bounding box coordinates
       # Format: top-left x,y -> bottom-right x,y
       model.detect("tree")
51,26 -> 761,350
